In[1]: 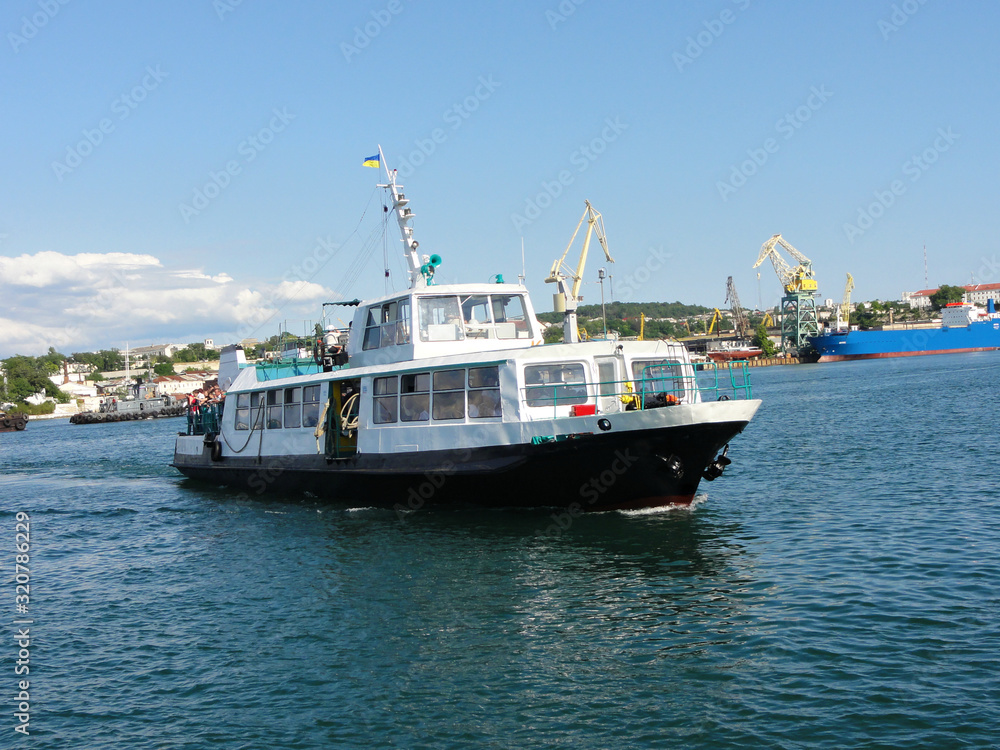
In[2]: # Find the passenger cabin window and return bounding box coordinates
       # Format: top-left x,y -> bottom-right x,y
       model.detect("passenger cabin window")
283,387 -> 302,429
302,385 -> 321,427
236,386 -> 322,430
468,366 -> 501,418
401,372 -> 430,422
369,366 -> 503,424
373,376 -> 398,424
364,298 -> 411,350
266,390 -> 282,429
235,392 -> 251,430
524,363 -> 589,407
432,369 -> 465,420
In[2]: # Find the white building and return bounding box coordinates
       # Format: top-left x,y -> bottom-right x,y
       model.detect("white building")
903,283 -> 1000,309
130,343 -> 182,359
964,282 -> 1000,306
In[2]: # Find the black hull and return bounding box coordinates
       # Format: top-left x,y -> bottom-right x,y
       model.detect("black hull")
172,421 -> 750,512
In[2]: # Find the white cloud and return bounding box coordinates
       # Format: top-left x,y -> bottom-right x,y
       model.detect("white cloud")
0,251 -> 337,357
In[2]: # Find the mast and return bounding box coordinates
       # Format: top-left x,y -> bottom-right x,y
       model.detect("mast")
376,145 -> 438,289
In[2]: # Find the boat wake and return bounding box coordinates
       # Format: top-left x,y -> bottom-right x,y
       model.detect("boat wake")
618,493 -> 708,516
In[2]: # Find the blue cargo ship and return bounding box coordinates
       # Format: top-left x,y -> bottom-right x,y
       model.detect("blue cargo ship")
809,299 -> 1000,362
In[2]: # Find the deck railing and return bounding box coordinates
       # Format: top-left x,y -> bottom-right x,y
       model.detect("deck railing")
186,404 -> 223,436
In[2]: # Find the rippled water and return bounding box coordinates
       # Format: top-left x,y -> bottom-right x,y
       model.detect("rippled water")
2,353 -> 999,749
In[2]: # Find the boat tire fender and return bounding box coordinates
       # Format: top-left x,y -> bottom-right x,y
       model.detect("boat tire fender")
210,437 -> 223,462
717,395 -> 730,401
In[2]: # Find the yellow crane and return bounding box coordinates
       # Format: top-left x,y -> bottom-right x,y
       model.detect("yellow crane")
545,200 -> 614,343
752,234 -> 818,293
707,308 -> 724,335
752,233 -> 820,352
762,311 -> 774,327
836,273 -> 855,330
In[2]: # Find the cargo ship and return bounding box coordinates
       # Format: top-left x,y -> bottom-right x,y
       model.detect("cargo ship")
809,300 -> 1000,362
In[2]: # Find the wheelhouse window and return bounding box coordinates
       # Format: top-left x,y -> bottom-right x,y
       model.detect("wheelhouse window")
418,296 -> 464,342
461,295 -> 492,338
364,298 -> 411,350
524,363 -> 588,407
468,366 -> 501,418
491,295 -> 528,339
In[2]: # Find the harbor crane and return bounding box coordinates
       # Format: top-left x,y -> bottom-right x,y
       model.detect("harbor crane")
752,233 -> 820,353
753,234 -> 818,293
706,308 -> 724,335
725,276 -> 751,339
545,200 -> 614,343
836,273 -> 855,330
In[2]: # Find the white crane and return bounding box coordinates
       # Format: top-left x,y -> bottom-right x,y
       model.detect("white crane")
545,200 -> 614,343
836,273 -> 855,330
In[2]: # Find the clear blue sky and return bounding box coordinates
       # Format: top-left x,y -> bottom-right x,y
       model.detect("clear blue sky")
2,0 -> 999,356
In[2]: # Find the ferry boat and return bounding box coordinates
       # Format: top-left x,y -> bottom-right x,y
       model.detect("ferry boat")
808,300 -> 1000,362
171,160 -> 761,511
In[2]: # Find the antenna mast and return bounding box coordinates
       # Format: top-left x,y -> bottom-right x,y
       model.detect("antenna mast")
376,145 -> 437,288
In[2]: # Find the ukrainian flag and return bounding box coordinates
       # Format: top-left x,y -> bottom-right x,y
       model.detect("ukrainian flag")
363,154 -> 380,168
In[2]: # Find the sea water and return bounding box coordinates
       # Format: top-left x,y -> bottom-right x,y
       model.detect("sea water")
1,352 -> 998,749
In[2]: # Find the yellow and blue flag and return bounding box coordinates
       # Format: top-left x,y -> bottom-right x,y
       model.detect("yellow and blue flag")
363,154 -> 380,168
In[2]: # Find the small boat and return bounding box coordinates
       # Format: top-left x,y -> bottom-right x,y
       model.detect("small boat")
809,300 -> 1000,362
706,341 -> 763,362
171,159 -> 761,511
0,411 -> 28,432
69,395 -> 186,424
